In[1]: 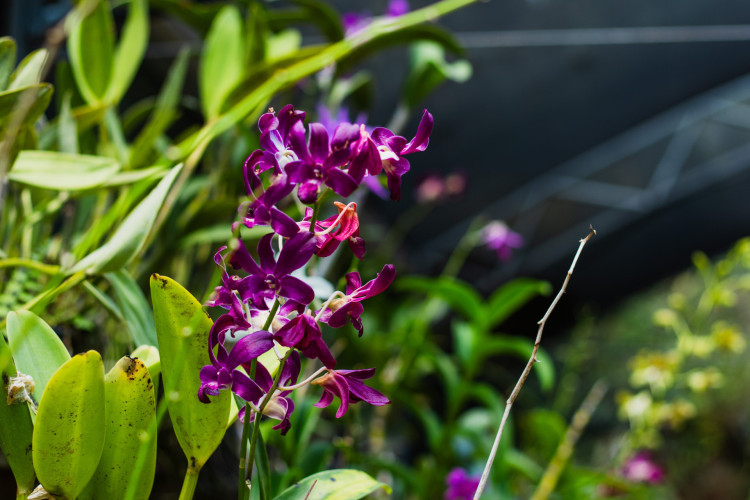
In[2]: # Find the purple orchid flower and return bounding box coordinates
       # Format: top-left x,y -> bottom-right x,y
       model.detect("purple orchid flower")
298,202 -> 365,260
229,232 -> 317,309
312,368 -> 389,418
286,121 -> 362,203
370,109 -> 433,200
234,351 -> 301,435
274,313 -> 336,369
482,221 -> 523,261
198,327 -> 274,404
444,468 -> 480,500
386,0 -> 410,17
317,264 -> 396,336
621,452 -> 665,484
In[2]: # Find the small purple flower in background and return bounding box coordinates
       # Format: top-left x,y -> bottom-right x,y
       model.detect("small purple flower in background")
386,0 -> 410,17
414,170 -> 467,203
312,368 -> 390,418
621,452 -> 665,484
444,468 -> 480,500
482,220 -> 523,261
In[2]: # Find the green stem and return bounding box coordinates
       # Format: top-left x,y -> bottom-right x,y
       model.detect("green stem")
246,349 -> 293,499
0,258 -> 60,274
238,298 -> 281,499
179,467 -> 200,500
308,199 -> 321,233
441,217 -> 485,278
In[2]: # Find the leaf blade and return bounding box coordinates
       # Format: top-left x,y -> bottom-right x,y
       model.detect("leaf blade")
273,469 -> 391,500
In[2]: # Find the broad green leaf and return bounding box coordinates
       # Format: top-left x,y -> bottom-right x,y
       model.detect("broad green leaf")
68,0 -> 115,104
452,319 -> 480,367
8,151 -> 119,190
0,37 -> 17,91
131,48 -> 189,167
200,5 -> 245,118
0,333 -> 35,498
132,344 -> 161,395
80,357 -> 156,500
397,275 -> 484,322
6,310 -> 70,405
33,351 -> 105,500
103,165 -> 167,187
106,270 -> 157,346
0,84 -> 53,128
403,42 -> 471,109
106,0 -> 149,103
483,335 -> 555,391
58,92 -> 79,153
274,469 -> 391,500
8,48 -> 48,90
70,163 -> 182,274
150,274 -> 229,469
485,278 -> 552,329
265,29 -> 302,63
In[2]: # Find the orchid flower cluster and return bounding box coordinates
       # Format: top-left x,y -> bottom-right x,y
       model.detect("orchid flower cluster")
197,104 -> 433,435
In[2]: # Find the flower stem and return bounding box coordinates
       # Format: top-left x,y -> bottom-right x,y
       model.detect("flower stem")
246,349 -> 294,498
179,466 -> 200,500
239,298 -> 281,499
309,199 -> 322,233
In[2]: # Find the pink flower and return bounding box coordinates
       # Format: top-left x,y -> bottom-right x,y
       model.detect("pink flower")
482,221 -> 523,261
621,452 -> 665,484
444,468 -> 479,500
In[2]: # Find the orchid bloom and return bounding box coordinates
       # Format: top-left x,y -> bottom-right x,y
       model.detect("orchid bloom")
317,264 -> 396,336
312,368 -> 389,418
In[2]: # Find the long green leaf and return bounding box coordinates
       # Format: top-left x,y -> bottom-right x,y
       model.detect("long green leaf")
150,274 -> 229,469
131,48 -> 190,167
68,0 -> 115,104
8,151 -> 120,190
32,351 -> 106,499
6,310 -> 70,405
79,356 -> 156,500
485,278 -> 552,329
0,333 -> 35,498
0,37 -> 17,91
200,5 -> 245,118
273,469 -> 391,500
106,270 -> 158,346
0,84 -> 53,128
8,48 -> 48,90
397,275 -> 484,322
70,163 -> 182,274
132,344 -> 161,395
106,0 -> 149,103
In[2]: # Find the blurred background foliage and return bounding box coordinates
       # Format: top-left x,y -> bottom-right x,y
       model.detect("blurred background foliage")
3,0 -> 750,499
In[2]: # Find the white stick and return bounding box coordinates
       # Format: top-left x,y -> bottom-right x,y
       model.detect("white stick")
473,225 -> 596,500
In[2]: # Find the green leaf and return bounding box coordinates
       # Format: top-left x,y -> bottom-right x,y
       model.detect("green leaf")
6,310 -> 70,405
483,335 -> 555,391
485,278 -> 552,329
79,357 -> 156,500
273,469 -> 391,500
0,333 -> 35,497
70,163 -> 183,274
245,1 -> 268,66
265,29 -> 302,63
397,275 -> 484,322
103,165 -> 167,187
8,150 -> 120,190
200,5 -> 245,118
106,270 -> 158,346
132,344 -> 161,395
403,41 -> 471,109
106,0 -> 149,103
0,84 -> 53,129
32,351 -> 106,500
289,0 -> 344,42
8,48 -> 48,90
0,37 -> 17,91
150,274 -> 229,469
452,319 -> 480,367
131,48 -> 189,167
68,0 -> 115,104
58,91 -> 79,154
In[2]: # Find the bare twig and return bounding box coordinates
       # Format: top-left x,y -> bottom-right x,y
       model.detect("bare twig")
530,380 -> 607,500
473,225 -> 596,500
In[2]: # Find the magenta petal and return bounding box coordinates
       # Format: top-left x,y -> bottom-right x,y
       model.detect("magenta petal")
314,390 -> 334,409
345,377 -> 390,406
229,239 -> 264,276
345,271 -> 363,293
308,123 -> 330,163
231,370 -> 264,404
324,168 -> 359,198
226,330 -> 274,370
270,208 -> 301,238
257,233 -> 277,274
278,275 -> 315,305
360,264 -> 396,300
275,232 -> 317,275
328,302 -> 364,329
401,109 -> 433,154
